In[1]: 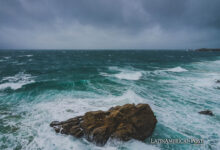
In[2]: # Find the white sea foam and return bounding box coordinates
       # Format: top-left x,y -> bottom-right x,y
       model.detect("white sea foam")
0,72 -> 34,90
114,71 -> 142,80
192,73 -> 220,88
166,66 -> 188,72
8,89 -> 155,150
2,58 -> 220,150
18,54 -> 33,57
108,66 -> 120,71
4,56 -> 11,59
99,72 -> 110,77
101,66 -> 143,80
0,82 -> 26,90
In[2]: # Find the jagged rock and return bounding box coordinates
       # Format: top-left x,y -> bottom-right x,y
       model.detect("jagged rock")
199,110 -> 214,116
50,103 -> 157,146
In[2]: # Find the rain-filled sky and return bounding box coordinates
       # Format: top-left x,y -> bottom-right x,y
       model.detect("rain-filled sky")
0,0 -> 220,49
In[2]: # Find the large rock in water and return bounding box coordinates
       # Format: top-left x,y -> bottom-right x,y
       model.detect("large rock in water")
199,110 -> 214,116
50,103 -> 157,146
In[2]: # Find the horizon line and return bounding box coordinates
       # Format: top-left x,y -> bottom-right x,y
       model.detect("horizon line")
0,48 -> 195,51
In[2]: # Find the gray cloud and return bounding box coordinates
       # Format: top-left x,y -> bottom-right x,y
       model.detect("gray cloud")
0,0 -> 220,49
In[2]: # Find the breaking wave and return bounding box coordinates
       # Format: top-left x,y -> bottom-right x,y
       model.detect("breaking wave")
166,66 -> 188,72
101,66 -> 143,81
0,72 -> 35,90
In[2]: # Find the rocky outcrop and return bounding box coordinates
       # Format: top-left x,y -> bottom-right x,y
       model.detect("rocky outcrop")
50,103 -> 157,146
195,48 -> 220,52
199,110 -> 214,116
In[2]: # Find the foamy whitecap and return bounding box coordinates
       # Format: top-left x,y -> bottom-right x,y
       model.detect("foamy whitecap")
108,66 -> 120,71
103,66 -> 143,80
192,73 -> 219,88
114,71 -> 142,80
166,66 -> 188,72
4,56 -> 11,59
0,72 -> 34,90
0,82 -> 27,90
99,72 -> 109,77
18,55 -> 33,58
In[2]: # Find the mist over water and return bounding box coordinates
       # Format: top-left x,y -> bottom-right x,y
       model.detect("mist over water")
0,50 -> 220,150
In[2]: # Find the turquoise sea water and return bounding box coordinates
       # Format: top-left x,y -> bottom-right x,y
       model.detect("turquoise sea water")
0,50 -> 220,150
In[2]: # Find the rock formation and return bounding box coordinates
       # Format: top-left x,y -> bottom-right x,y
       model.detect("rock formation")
50,103 -> 157,146
199,110 -> 214,116
195,48 -> 220,52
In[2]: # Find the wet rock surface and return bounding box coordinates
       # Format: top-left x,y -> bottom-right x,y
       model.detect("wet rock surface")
50,103 -> 157,146
199,110 -> 214,116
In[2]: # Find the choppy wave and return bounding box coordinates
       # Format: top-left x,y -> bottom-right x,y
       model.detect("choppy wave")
19,55 -> 33,57
0,72 -> 35,90
114,72 -> 142,80
26,55 -> 33,57
0,51 -> 220,150
101,66 -> 143,80
166,66 -> 188,72
4,56 -> 11,59
3,89 -> 156,150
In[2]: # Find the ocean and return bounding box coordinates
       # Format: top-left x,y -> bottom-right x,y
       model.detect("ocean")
0,50 -> 219,150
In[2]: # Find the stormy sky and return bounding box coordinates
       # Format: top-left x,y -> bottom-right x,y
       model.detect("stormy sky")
0,0 -> 220,49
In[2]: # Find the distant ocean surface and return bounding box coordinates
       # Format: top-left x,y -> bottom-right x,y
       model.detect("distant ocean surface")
0,50 -> 220,150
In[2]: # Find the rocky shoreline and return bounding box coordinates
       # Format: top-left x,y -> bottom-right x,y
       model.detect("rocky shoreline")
195,48 -> 220,52
50,103 -> 157,146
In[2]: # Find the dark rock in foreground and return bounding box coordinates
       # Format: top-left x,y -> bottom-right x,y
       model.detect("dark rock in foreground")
50,103 -> 157,146
216,80 -> 220,83
199,110 -> 214,116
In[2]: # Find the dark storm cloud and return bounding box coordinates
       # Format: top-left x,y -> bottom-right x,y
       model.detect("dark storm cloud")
140,0 -> 220,30
0,0 -> 220,49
